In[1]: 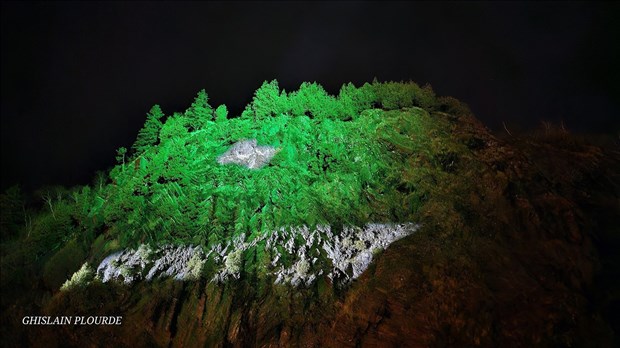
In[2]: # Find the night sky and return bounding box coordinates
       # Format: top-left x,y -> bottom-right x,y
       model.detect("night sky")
1,1 -> 618,192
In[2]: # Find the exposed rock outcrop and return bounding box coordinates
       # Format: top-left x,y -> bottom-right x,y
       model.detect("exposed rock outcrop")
217,139 -> 278,169
96,245 -> 203,284
96,223 -> 419,287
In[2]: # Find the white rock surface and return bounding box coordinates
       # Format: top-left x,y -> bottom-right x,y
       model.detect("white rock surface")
97,223 -> 419,287
217,139 -> 278,169
96,245 -> 203,284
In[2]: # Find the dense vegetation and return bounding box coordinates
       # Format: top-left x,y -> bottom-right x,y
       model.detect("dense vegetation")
1,79 -> 472,292
2,81 -> 440,244
2,80 -> 618,347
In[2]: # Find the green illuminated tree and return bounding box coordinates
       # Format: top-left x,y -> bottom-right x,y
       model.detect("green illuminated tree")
289,82 -> 340,120
132,105 -> 165,155
185,89 -> 213,130
116,147 -> 127,172
2,79 -> 443,249
338,82 -> 376,119
160,113 -> 190,142
372,80 -> 413,109
371,80 -> 437,110
415,83 -> 438,110
252,80 -> 287,120
215,104 -> 228,123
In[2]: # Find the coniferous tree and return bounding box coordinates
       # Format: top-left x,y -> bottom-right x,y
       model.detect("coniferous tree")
185,89 -> 213,130
240,104 -> 255,120
215,104 -> 228,123
115,147 -> 127,167
159,114 -> 189,142
132,105 -> 165,155
338,82 -> 375,119
290,82 -> 336,119
252,80 -> 286,120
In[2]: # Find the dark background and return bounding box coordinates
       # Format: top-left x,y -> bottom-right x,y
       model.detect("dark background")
1,1 -> 618,192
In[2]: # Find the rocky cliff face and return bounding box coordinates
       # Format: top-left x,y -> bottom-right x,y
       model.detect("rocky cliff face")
5,110 -> 619,347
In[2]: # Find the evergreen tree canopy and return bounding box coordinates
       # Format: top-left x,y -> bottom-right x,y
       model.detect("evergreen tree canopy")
338,82 -> 376,119
132,104 -> 165,155
2,79 -> 453,249
185,89 -> 214,130
215,104 -> 228,123
251,80 -> 286,120
289,82 -> 340,120
159,113 -> 190,143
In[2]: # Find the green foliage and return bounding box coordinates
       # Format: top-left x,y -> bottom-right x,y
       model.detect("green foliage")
371,80 -> 437,110
215,104 -> 228,123
240,104 -> 254,119
251,80 -> 287,120
225,249 -> 243,274
416,84 -> 438,110
132,105 -> 165,155
90,80 -> 446,247
185,89 -> 213,130
288,82 -> 340,119
437,96 -> 472,117
4,80 -> 447,255
186,254 -> 205,280
373,80 -> 413,109
159,114 -> 190,142
135,244 -> 154,260
338,82 -> 375,119
0,183 -> 101,287
115,147 -> 127,165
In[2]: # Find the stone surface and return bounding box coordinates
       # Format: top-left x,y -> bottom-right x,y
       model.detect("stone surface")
217,139 -> 278,169
97,223 -> 419,287
96,245 -> 203,284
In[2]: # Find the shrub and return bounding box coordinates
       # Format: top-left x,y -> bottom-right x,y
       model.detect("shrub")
60,262 -> 94,291
185,253 -> 205,280
224,249 -> 243,275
